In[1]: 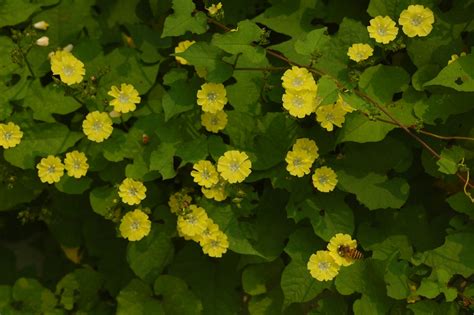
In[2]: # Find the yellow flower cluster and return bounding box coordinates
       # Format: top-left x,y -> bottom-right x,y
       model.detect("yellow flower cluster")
201,110 -> 228,133
307,233 -> 361,281
119,209 -> 151,241
217,150 -> 252,184
196,82 -> 229,133
0,122 -> 23,149
281,66 -> 318,118
107,83 -> 141,113
82,111 -> 113,143
285,138 -> 337,192
168,194 -> 229,258
315,94 -> 353,132
36,151 -> 89,184
367,5 -> 434,45
285,138 -> 319,177
118,178 -> 147,205
347,43 -> 373,62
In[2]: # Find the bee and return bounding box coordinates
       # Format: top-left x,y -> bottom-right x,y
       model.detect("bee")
338,245 -> 364,260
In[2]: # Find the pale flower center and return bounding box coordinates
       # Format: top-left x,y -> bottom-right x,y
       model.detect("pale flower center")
62,65 -> 74,76
118,93 -> 130,104
319,175 -> 328,185
411,15 -> 423,26
92,121 -> 103,132
201,169 -> 210,179
356,51 -> 365,59
325,113 -> 335,122
128,187 -> 138,196
210,240 -> 219,248
293,158 -> 302,167
3,132 -> 12,140
210,117 -> 219,125
187,215 -> 197,225
47,165 -> 56,174
292,77 -> 303,87
130,220 -> 140,231
318,261 -> 329,271
73,160 -> 81,170
229,161 -> 240,172
377,27 -> 387,36
292,96 -> 304,108
207,92 -> 217,102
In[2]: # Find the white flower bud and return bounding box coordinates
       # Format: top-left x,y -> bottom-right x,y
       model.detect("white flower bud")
36,36 -> 49,47
63,44 -> 74,52
33,21 -> 49,30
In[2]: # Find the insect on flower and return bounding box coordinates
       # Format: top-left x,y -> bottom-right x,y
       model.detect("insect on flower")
337,245 -> 364,260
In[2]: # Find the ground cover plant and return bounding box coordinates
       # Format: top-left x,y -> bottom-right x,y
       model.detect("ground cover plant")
0,0 -> 473,314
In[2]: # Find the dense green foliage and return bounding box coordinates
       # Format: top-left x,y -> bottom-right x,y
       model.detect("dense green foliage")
0,0 -> 474,314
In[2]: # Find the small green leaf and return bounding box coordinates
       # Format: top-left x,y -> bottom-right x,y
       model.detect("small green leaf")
337,114 -> 396,143
89,186 -> 118,217
161,0 -> 208,37
294,28 -> 330,56
116,279 -> 164,315
12,278 -> 57,313
436,146 -> 464,175
358,65 -> 410,104
153,275 -> 203,315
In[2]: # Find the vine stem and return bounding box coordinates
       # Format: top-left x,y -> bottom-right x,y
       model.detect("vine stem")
206,17 -> 474,190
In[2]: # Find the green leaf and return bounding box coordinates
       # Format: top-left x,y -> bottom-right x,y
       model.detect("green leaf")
242,261 -> 284,296
424,53 -> 474,91
162,79 -> 198,122
178,42 -> 233,82
420,232 -> 474,278
414,92 -> 474,124
12,278 -> 57,313
384,259 -> 411,299
0,169 -> 43,212
358,65 -> 410,104
0,0 -> 59,28
316,76 -> 339,106
149,142 -> 177,180
24,81 -> 82,122
212,20 -> 265,61
127,227 -> 174,284
436,146 -> 464,175
337,114 -> 396,143
0,285 -> 11,309
161,0 -> 208,38
153,275 -> 203,315
407,300 -> 461,315
116,279 -> 164,315
55,176 -> 92,195
294,28 -> 330,56
337,169 -> 410,210
447,192 -> 474,219
4,122 -> 83,169
89,186 -> 118,217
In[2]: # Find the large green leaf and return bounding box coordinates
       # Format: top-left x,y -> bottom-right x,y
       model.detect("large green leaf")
153,275 -> 203,315
425,53 -> 474,91
161,0 -> 208,38
116,279 -> 164,315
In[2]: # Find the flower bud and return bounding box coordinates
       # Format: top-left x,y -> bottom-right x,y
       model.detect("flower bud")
36,36 -> 49,47
33,21 -> 49,30
63,44 -> 74,52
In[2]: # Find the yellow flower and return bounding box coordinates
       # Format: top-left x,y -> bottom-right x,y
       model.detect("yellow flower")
197,83 -> 227,113
448,52 -> 467,65
118,178 -> 147,205
347,43 -> 374,62
174,40 -> 196,65
177,205 -> 208,237
201,230 -> 229,258
315,104 -> 347,131
197,218 -> 221,245
367,16 -> 399,44
335,94 -> 355,113
399,5 -> 435,38
201,177 -> 228,201
36,155 -> 64,184
201,110 -> 227,133
168,192 -> 192,214
119,209 -> 151,241
64,151 -> 88,178
217,150 -> 252,183
206,2 -> 223,15
282,90 -> 316,118
108,83 -> 141,113
285,150 -> 313,177
82,111 -> 113,143
327,233 -> 358,266
281,66 -> 317,92
292,138 -> 319,161
312,166 -> 338,192
50,50 -> 85,85
0,122 -> 23,149
307,250 -> 340,281
191,160 -> 219,188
